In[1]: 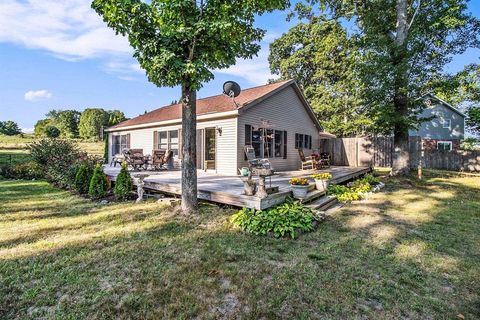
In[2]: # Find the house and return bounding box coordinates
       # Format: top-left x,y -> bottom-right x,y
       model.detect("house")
409,94 -> 465,151
105,79 -> 326,175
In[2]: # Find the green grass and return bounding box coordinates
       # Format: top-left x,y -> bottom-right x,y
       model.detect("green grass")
0,171 -> 479,319
0,135 -> 104,164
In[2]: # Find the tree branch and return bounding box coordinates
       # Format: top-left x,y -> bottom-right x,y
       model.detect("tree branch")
408,0 -> 421,31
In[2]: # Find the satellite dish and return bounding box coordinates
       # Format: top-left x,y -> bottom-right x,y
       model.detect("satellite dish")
223,81 -> 241,98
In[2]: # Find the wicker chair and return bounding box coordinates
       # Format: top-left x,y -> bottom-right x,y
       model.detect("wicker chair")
151,149 -> 167,170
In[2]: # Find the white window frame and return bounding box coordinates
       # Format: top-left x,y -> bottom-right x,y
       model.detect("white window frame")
437,141 -> 452,151
158,130 -> 179,156
442,118 -> 451,129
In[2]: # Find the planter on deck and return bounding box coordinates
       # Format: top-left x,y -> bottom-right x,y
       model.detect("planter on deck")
290,185 -> 309,199
314,179 -> 329,192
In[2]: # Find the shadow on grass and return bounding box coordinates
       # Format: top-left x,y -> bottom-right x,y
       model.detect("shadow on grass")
0,174 -> 479,319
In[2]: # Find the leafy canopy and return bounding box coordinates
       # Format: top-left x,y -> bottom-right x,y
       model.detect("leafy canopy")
297,0 -> 480,134
0,120 -> 22,136
92,0 -> 290,90
269,16 -> 370,136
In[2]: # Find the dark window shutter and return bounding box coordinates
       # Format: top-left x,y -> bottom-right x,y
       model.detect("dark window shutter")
153,131 -> 158,151
283,131 -> 287,159
178,129 -> 183,159
126,133 -> 131,149
295,133 -> 298,149
245,124 -> 252,160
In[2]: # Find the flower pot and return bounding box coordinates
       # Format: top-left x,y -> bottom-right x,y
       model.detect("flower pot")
290,184 -> 309,199
314,179 -> 329,192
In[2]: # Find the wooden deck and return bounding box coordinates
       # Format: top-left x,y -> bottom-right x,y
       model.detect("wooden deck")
105,166 -> 371,210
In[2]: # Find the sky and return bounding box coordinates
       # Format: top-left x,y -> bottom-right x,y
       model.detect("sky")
0,1 -> 479,132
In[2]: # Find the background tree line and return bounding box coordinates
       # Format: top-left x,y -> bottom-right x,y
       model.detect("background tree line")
0,121 -> 22,136
34,108 -> 126,140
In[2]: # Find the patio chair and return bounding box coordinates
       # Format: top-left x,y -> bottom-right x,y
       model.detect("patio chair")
298,148 -> 317,170
151,149 -> 167,170
318,152 -> 331,168
125,148 -> 146,170
244,145 -> 272,170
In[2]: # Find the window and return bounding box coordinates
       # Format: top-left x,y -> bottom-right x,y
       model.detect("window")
274,130 -> 284,157
437,141 -> 452,151
112,134 -> 129,155
246,125 -> 286,159
157,130 -> 180,156
442,119 -> 451,129
295,133 -> 312,149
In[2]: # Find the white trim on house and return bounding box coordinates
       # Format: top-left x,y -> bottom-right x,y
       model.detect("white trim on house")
442,118 -> 451,129
437,141 -> 453,151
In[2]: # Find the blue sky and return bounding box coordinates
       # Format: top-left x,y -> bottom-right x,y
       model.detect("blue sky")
0,1 -> 479,132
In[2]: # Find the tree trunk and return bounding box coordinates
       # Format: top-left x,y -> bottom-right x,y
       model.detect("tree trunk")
391,0 -> 410,175
181,81 -> 198,213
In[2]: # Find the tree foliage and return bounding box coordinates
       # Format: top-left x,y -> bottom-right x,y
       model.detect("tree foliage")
34,119 -> 52,137
107,110 -> 127,127
92,0 -> 289,213
79,108 -> 109,141
269,16 -> 370,136
0,120 -> 22,136
301,0 -> 480,133
466,106 -> 480,136
44,125 -> 61,138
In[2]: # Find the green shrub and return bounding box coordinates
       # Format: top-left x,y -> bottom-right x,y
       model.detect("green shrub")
74,163 -> 92,194
348,179 -> 372,193
44,125 -> 60,138
114,162 -> 133,200
361,174 -> 380,185
327,184 -> 362,202
29,139 -> 81,187
230,199 -> 316,239
88,164 -> 109,199
0,161 -> 42,180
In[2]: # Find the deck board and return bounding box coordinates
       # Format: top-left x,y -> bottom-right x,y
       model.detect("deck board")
105,166 -> 371,209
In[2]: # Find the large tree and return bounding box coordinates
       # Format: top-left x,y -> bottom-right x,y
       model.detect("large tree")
79,108 -> 109,141
301,0 -> 480,174
269,16 -> 370,136
92,0 -> 289,213
0,121 -> 22,136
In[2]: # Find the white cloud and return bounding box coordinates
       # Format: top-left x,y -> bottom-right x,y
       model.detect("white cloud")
24,90 -> 52,101
0,0 -> 132,60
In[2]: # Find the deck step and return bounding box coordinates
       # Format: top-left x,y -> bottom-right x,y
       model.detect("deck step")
300,189 -> 326,203
306,195 -> 338,211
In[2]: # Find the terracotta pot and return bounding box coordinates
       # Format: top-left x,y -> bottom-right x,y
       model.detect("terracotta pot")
290,184 -> 309,199
314,179 -> 329,192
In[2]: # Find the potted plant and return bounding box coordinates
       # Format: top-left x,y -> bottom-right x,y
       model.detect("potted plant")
311,172 -> 332,192
289,177 -> 310,199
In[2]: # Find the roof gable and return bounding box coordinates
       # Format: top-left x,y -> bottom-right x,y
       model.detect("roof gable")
109,80 -> 293,130
423,94 -> 466,117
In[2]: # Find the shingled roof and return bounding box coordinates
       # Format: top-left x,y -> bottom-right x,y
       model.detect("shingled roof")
109,79 -> 294,130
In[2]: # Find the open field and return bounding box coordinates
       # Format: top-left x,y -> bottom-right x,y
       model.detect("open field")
0,135 -> 104,164
0,171 -> 479,319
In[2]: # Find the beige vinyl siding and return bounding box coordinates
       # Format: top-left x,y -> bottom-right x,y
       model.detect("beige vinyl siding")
109,117 -> 238,174
237,85 -> 320,172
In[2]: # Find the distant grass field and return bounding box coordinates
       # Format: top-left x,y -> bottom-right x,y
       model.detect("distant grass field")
0,135 -> 104,165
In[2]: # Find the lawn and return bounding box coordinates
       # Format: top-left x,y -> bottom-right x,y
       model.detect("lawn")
0,171 -> 479,319
0,135 -> 104,164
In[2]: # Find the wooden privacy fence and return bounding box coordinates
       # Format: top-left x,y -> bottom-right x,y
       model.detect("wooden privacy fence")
320,136 -> 480,172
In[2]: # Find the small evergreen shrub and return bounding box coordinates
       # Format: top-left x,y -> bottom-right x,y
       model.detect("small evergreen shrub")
74,163 -> 92,194
114,162 -> 133,200
88,164 -> 109,199
230,199 -> 317,239
44,125 -> 61,138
